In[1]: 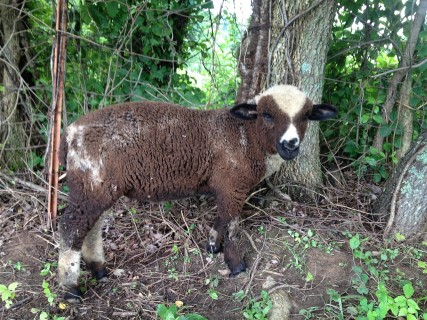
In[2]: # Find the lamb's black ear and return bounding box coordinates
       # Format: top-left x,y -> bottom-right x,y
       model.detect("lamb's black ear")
309,104 -> 338,121
230,103 -> 258,120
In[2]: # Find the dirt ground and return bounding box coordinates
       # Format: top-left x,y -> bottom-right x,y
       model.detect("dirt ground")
0,183 -> 426,320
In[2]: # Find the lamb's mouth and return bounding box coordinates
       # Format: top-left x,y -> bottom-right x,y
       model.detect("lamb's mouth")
276,143 -> 299,160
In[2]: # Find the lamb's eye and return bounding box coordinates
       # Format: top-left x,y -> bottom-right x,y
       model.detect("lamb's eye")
262,112 -> 273,123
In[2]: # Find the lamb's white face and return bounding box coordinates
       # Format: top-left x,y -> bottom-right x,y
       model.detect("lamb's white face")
230,84 -> 338,161
255,85 -> 311,160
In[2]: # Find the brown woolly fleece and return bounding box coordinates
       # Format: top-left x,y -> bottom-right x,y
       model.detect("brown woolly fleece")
59,101 -> 266,249
57,85 -> 337,300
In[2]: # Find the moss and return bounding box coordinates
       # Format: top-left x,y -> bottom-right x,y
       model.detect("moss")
400,182 -> 412,195
416,148 -> 427,164
408,167 -> 425,180
301,62 -> 312,74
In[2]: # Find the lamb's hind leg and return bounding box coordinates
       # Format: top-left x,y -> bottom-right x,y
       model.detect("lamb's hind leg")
81,212 -> 107,280
58,203 -> 104,302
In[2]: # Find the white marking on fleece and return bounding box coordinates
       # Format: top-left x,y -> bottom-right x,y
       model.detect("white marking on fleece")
67,124 -> 104,186
255,85 -> 307,118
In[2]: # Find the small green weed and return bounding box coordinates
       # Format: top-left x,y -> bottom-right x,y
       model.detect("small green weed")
205,275 -> 219,300
42,280 -> 56,306
156,303 -> 208,320
0,282 -> 19,309
10,260 -> 25,272
31,308 -> 65,320
284,229 -> 331,281
242,290 -> 272,320
168,268 -> 179,281
40,262 -> 57,276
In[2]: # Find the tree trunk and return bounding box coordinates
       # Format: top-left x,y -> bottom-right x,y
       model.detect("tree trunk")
0,0 -> 28,169
373,131 -> 427,242
236,0 -> 336,202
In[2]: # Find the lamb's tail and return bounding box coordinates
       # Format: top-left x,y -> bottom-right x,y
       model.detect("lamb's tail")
59,133 -> 68,167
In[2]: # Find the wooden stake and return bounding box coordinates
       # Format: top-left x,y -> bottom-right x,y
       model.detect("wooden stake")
47,0 -> 67,230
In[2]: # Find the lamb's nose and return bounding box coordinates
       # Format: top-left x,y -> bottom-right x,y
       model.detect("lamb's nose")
282,138 -> 299,150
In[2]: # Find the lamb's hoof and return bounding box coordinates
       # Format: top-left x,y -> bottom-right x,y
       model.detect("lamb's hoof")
87,262 -> 108,281
206,242 -> 222,254
63,287 -> 82,303
228,261 -> 247,277
93,267 -> 108,281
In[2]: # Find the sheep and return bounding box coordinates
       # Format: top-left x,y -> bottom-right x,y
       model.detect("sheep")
57,84 -> 337,301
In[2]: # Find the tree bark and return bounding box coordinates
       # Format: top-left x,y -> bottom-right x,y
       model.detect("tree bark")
396,74 -> 413,159
0,0 -> 28,169
269,0 -> 335,203
236,0 -> 335,202
235,0 -> 270,104
372,0 -> 427,152
373,131 -> 427,241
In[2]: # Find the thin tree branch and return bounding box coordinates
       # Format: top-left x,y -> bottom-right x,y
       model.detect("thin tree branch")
372,58 -> 427,78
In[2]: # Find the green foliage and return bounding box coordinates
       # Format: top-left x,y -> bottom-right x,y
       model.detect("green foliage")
324,234 -> 427,319
156,303 -> 208,320
350,282 -> 423,320
323,0 -> 427,182
242,290 -> 272,320
0,282 -> 19,309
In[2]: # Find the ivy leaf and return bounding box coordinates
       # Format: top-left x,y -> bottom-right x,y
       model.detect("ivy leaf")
106,2 -> 119,18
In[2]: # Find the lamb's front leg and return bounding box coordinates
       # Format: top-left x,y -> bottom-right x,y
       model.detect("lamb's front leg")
208,190 -> 247,276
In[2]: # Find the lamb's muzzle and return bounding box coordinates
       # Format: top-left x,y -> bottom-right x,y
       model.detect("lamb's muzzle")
57,84 -> 337,301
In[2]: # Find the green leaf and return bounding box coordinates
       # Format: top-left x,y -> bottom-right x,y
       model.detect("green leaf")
390,303 -> 399,316
406,299 -> 419,311
349,235 -> 360,250
0,285 -> 7,293
397,307 -> 408,317
379,125 -> 393,138
2,291 -> 11,301
209,290 -> 218,300
395,295 -> 407,306
305,272 -> 314,282
40,312 -> 49,320
8,282 -> 18,291
106,2 -> 119,18
407,314 -> 417,320
403,283 -> 414,298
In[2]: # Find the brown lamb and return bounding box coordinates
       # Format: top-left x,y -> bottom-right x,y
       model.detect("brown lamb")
58,85 -> 337,301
